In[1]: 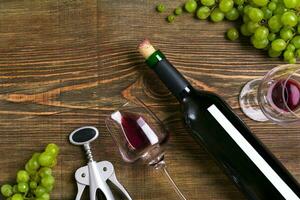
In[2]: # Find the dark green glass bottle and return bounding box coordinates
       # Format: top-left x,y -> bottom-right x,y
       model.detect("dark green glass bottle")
141,45 -> 300,200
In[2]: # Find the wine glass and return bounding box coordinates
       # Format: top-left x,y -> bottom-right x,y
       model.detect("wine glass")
239,64 -> 300,126
105,99 -> 187,200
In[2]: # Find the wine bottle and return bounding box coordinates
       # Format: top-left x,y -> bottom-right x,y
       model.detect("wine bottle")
138,40 -> 300,200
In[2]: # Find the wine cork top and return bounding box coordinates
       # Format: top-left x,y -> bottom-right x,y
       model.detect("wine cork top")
138,39 -> 156,59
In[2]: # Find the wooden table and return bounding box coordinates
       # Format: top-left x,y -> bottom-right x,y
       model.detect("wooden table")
0,0 -> 299,199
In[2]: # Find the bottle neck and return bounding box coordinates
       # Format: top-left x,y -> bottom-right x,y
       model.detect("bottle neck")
177,85 -> 194,101
146,50 -> 193,102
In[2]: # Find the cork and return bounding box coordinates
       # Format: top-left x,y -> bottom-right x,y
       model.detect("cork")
138,39 -> 156,59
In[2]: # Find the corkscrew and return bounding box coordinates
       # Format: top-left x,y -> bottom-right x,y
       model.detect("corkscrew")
69,126 -> 132,200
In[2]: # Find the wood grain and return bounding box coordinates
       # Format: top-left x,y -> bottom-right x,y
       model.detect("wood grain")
0,0 -> 299,199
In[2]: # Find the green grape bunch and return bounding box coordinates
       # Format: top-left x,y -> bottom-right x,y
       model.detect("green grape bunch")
1,144 -> 59,200
156,0 -> 300,63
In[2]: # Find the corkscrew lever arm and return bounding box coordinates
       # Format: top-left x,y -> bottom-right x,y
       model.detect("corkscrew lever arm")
100,162 -> 133,200
75,182 -> 85,200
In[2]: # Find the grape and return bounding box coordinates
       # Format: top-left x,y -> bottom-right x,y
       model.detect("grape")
243,5 -> 252,15
32,153 -> 41,160
39,167 -> 52,178
167,15 -> 175,23
225,8 -> 240,20
243,14 -> 250,23
280,27 -> 294,41
261,7 -> 272,19
267,2 -> 277,11
291,36 -> 300,48
297,25 -> 300,34
25,163 -> 35,175
253,0 -> 269,7
254,26 -> 269,40
252,37 -> 269,49
289,58 -> 297,64
40,193 -> 50,200
35,186 -> 47,197
248,8 -> 264,22
287,44 -> 296,51
174,7 -> 183,15
281,12 -> 298,27
201,0 -> 215,6
273,3 -> 287,15
296,49 -> 300,57
219,0 -> 234,13
41,175 -> 55,188
283,0 -> 297,8
185,0 -> 197,13
283,50 -> 295,60
247,21 -> 260,33
16,171 -> 29,183
44,185 -> 53,193
50,158 -> 57,168
271,39 -> 287,51
11,194 -> 23,200
197,6 -> 211,20
32,173 -> 41,183
268,33 -> 276,41
45,185 -> 54,193
45,144 -> 60,157
38,152 -> 54,167
1,184 -> 13,197
27,158 -> 40,172
268,48 -> 282,57
29,181 -> 37,190
12,185 -> 18,194
227,28 -> 239,40
240,24 -> 252,36
268,15 -> 282,32
210,8 -> 225,22
17,183 -> 28,193
156,4 -> 165,13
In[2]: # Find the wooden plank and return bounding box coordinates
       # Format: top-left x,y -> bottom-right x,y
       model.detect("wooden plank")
0,0 -> 99,199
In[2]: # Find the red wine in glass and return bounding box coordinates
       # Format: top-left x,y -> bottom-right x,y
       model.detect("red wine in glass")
121,112 -> 157,151
268,79 -> 300,112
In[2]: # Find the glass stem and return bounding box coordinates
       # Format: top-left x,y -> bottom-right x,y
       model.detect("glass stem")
155,161 -> 187,200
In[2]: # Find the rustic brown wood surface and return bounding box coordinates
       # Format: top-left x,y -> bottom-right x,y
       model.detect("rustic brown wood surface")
0,0 -> 299,199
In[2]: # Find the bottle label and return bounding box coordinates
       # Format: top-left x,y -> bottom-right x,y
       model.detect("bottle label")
207,104 -> 299,200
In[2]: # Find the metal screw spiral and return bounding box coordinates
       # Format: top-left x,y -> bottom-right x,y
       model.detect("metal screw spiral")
84,144 -> 94,162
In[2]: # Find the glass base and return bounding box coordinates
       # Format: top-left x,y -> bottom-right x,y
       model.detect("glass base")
239,79 -> 269,122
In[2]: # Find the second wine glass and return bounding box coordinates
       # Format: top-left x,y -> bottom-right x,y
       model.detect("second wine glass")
105,100 -> 187,200
239,64 -> 300,125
